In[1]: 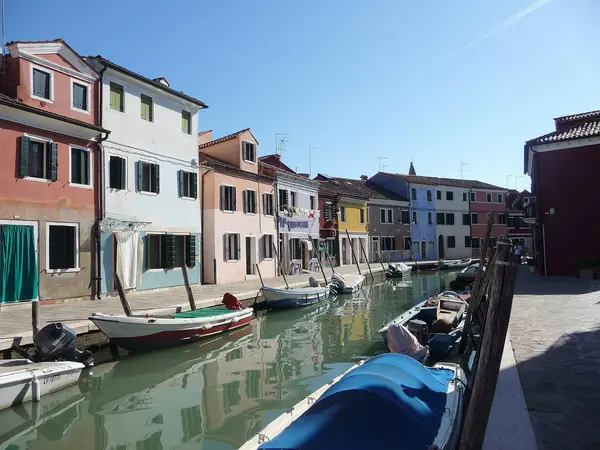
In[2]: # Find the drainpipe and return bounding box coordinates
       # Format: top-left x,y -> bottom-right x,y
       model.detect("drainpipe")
200,165 -> 213,284
468,188 -> 473,259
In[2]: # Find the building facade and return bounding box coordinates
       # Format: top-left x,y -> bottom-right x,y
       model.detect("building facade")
316,183 -> 340,266
200,129 -> 277,284
506,190 -> 533,252
0,39 -> 108,303
87,57 -> 206,294
524,109 -> 600,276
469,189 -> 508,257
434,185 -> 473,259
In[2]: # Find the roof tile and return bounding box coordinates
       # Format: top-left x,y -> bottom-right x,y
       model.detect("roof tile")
384,173 -> 505,190
528,121 -> 600,145
198,128 -> 250,149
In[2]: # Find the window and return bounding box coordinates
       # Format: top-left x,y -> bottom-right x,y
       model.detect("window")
290,191 -> 297,207
404,236 -> 412,250
380,208 -> 393,224
110,82 -> 124,112
462,213 -> 470,225
147,234 -> 164,269
70,147 -> 91,185
447,236 -> 456,248
381,237 -> 396,250
340,206 -> 346,222
436,190 -> 442,200
242,141 -> 256,162
18,136 -> 57,181
32,68 -> 51,100
137,161 -> 160,193
489,237 -> 497,248
427,190 -> 432,202
243,189 -> 257,214
178,170 -> 197,199
446,191 -> 454,201
47,223 -> 78,271
446,213 -> 455,225
470,192 -> 476,202
412,211 -> 418,224
224,233 -> 241,261
220,185 -> 236,211
323,202 -> 334,220
278,189 -> 289,210
109,156 -> 126,190
146,234 -> 196,269
486,193 -> 492,202
463,192 -> 467,201
401,210 -> 410,224
428,212 -> 432,225
141,94 -> 153,121
182,110 -> 191,134
471,238 -> 480,248
72,82 -> 88,111
497,193 -> 503,203
360,208 -> 365,224
262,234 -> 274,259
411,188 -> 417,200
309,195 -> 315,210
464,236 -> 471,248
263,193 -> 274,216
497,213 -> 507,225
436,212 -> 445,225
471,213 -> 478,224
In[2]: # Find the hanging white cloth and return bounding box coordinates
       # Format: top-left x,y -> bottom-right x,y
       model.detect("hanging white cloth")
115,231 -> 141,289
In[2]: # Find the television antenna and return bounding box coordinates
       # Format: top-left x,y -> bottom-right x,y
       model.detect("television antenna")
378,157 -> 388,172
275,133 -> 289,157
459,162 -> 469,179
309,147 -> 319,178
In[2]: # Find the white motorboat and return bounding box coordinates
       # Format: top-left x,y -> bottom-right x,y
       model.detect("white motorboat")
329,273 -> 365,294
0,359 -> 84,411
261,282 -> 329,309
239,353 -> 466,450
439,258 -> 473,270
386,262 -> 412,278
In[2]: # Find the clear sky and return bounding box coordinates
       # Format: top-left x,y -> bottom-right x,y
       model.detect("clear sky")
6,0 -> 600,190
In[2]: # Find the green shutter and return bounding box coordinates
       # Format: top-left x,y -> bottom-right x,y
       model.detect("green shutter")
186,234 -> 196,268
178,170 -> 183,197
19,136 -> 30,177
154,164 -> 160,194
137,161 -> 143,191
120,157 -> 126,189
49,142 -> 58,181
164,235 -> 175,269
191,173 -> 198,199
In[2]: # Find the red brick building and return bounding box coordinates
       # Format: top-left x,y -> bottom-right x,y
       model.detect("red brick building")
524,109 -> 600,276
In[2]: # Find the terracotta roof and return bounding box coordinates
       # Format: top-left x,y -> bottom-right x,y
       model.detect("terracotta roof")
315,175 -> 406,202
200,152 -> 273,181
382,172 -> 505,190
198,128 -> 251,149
198,130 -> 212,136
88,56 -> 207,108
554,110 -> 600,123
0,93 -> 109,134
526,121 -> 600,145
258,154 -> 295,174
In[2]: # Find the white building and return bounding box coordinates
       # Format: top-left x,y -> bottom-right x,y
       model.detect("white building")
87,57 -> 207,294
434,185 -> 472,259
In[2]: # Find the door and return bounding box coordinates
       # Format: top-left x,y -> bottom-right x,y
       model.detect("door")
0,224 -> 38,303
420,241 -> 427,260
438,235 -> 444,259
245,237 -> 255,275
372,237 -> 379,262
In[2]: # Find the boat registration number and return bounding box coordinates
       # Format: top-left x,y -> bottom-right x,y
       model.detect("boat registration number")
43,374 -> 62,384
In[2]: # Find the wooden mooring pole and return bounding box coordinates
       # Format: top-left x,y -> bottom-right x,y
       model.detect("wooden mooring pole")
114,272 -> 132,316
31,300 -> 39,338
358,237 -> 373,279
272,243 -> 290,289
255,263 -> 265,288
458,239 -> 519,450
408,240 -> 420,271
182,265 -> 197,311
345,229 -> 362,275
376,251 -> 387,273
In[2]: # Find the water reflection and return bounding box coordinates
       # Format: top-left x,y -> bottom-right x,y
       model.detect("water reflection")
0,272 -> 457,450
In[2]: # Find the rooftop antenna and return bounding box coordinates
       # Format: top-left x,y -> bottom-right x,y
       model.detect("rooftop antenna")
459,161 -> 469,179
506,175 -> 512,189
515,175 -> 524,191
309,147 -> 319,178
275,133 -> 289,157
378,157 -> 388,172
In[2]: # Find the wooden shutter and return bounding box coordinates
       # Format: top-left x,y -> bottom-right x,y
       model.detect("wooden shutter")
262,193 -> 266,215
186,234 -> 196,267
224,234 -> 229,260
137,161 -> 143,191
49,142 -> 58,181
243,190 -> 248,213
164,235 -> 175,269
232,187 -> 236,212
220,186 -> 226,210
178,170 -> 183,197
120,157 -> 126,189
252,191 -> 257,213
236,234 -> 241,260
242,142 -> 247,160
81,150 -> 89,185
19,136 -> 29,177
154,164 -> 160,194
191,173 -> 198,199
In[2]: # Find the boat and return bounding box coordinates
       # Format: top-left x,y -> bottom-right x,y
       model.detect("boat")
385,262 -> 412,278
239,353 -> 466,450
378,291 -> 469,361
455,263 -> 484,285
89,294 -> 253,352
261,278 -> 329,309
439,258 -> 473,270
0,359 -> 85,411
329,273 -> 365,294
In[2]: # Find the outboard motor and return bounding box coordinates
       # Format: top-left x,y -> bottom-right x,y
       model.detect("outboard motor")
34,323 -> 94,367
308,277 -> 319,288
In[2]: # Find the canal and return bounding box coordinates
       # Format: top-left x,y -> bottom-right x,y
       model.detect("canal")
0,271 -> 458,450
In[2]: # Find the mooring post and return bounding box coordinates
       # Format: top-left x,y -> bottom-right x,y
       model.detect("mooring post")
358,237 -> 373,279
114,272 -> 132,316
345,229 -> 362,275
182,265 -> 197,311
31,299 -> 39,339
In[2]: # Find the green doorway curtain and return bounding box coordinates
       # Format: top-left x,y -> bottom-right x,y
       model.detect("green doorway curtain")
0,225 -> 38,303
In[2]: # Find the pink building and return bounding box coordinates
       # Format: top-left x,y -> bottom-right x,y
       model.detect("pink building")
199,129 -> 277,284
469,189 -> 508,256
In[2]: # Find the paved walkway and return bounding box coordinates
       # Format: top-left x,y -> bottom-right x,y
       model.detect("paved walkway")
506,267 -> 600,450
0,263 -> 382,351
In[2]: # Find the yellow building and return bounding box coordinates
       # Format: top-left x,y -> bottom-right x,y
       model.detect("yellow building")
337,197 -> 369,265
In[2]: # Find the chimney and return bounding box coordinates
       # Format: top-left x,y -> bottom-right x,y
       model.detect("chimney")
153,77 -> 170,87
360,175 -> 368,181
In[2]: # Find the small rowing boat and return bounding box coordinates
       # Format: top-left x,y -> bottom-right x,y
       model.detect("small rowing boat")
439,258 -> 473,270
261,278 -> 329,309
239,353 -> 466,450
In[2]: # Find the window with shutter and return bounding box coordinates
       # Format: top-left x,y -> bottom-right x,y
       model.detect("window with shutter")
48,142 -> 58,181
471,213 -> 478,224
47,224 -> 78,270
428,212 -> 432,225
463,192 -> 468,201
470,192 -> 476,202
427,190 -> 432,202
70,147 -> 90,185
437,213 -> 445,225
141,94 -> 153,121
412,211 -> 418,224
446,213 -> 454,225
186,235 -> 196,267
401,210 -> 410,224
411,188 -> 417,200
179,171 -> 197,198
164,235 -> 176,269
446,191 -> 454,201
139,162 -> 160,193
447,236 -> 456,248
32,68 -> 51,100
464,236 -> 471,248
222,186 -> 236,211
110,82 -> 124,112
182,110 -> 191,134
462,214 -> 470,225
486,193 -> 492,202
436,191 -> 442,200
263,193 -> 274,216
360,208 -> 365,224
19,136 -> 30,177
72,82 -> 88,111
380,209 -> 386,223
109,156 -> 126,189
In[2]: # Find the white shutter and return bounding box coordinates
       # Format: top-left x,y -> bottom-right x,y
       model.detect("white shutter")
224,234 -> 230,261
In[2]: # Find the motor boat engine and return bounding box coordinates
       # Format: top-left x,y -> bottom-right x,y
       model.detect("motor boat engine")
33,323 -> 94,367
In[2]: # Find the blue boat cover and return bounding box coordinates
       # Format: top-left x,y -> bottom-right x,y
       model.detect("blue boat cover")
259,353 -> 454,450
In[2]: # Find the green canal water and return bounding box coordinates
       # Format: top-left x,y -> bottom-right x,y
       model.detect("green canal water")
0,271 -> 458,450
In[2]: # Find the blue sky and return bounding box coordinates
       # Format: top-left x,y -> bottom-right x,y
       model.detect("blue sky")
6,0 -> 600,189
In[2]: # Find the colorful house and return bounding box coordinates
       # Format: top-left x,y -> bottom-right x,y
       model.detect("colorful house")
86,56 -> 207,294
469,188 -> 508,257
258,154 -> 320,275
316,181 -> 340,265
0,39 -> 108,303
199,129 -> 277,284
506,190 -> 534,252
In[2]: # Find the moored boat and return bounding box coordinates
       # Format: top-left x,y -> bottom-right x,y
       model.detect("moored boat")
386,262 -> 412,278
439,258 -> 473,270
239,353 -> 466,450
261,281 -> 329,309
90,295 -> 253,351
329,273 -> 365,294
0,359 -> 84,411
455,263 -> 483,285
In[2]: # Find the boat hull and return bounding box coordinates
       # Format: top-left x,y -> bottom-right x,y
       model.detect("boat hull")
262,286 -> 329,309
90,310 -> 253,352
331,274 -> 365,294
0,360 -> 84,411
